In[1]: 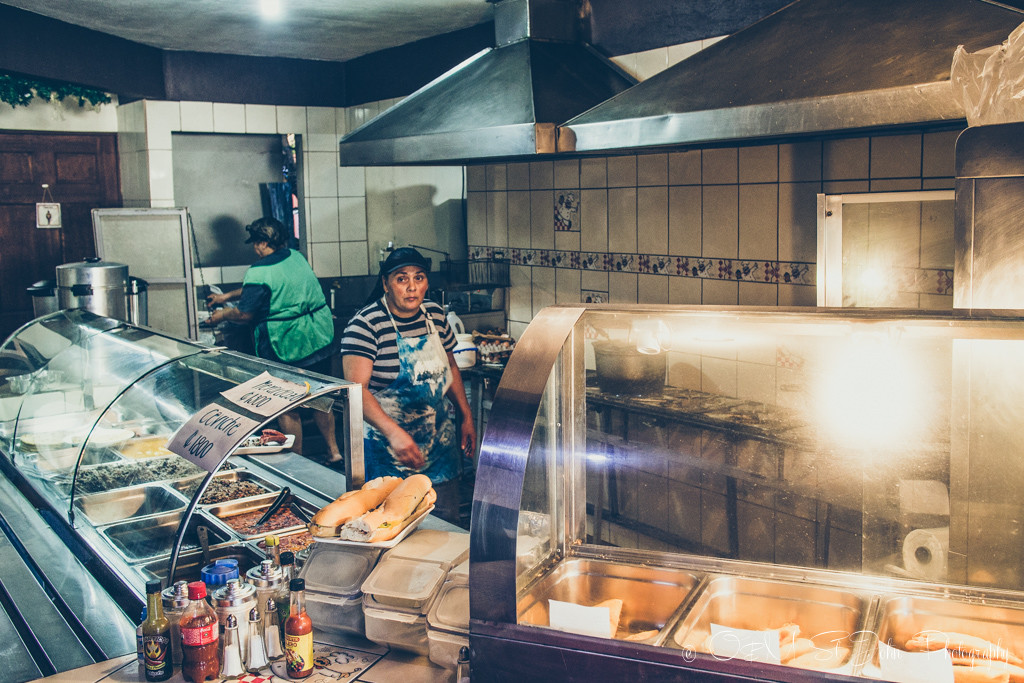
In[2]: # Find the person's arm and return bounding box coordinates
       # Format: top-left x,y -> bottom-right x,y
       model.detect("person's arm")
445,352 -> 476,460
207,302 -> 254,325
206,288 -> 242,307
342,353 -> 426,470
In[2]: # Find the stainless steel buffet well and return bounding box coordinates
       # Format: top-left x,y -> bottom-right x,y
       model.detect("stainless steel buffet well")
470,304 -> 1024,682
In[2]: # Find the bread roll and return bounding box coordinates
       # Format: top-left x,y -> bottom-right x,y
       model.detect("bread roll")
308,476 -> 401,537
953,665 -> 1011,683
339,474 -> 435,542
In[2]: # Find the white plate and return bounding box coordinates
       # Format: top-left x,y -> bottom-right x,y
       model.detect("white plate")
312,505 -> 434,549
233,433 -> 296,455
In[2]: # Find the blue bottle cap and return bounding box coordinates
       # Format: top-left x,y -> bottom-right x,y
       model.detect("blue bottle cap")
200,559 -> 239,586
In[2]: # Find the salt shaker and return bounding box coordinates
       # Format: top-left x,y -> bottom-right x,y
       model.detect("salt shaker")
219,614 -> 245,679
245,606 -> 269,672
263,598 -> 284,661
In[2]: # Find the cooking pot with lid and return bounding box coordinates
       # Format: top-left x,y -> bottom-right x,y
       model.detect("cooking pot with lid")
56,257 -> 128,320
592,340 -> 666,396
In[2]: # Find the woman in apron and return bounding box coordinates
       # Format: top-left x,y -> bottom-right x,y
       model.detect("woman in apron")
340,248 -> 475,526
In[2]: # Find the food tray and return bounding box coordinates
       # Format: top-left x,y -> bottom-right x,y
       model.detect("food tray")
56,455 -> 208,496
255,529 -> 315,556
517,558 -> 699,642
232,433 -> 295,455
668,575 -> 867,673
312,505 -> 434,549
74,483 -> 187,526
861,594 -> 1024,679
100,510 -> 230,563
205,496 -> 316,540
174,469 -> 280,505
138,544 -> 264,584
29,444 -> 124,474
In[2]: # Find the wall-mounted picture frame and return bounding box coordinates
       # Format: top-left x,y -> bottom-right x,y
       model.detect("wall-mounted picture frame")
36,202 -> 62,228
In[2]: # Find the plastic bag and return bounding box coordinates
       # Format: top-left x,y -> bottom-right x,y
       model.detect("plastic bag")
952,20 -> 1024,126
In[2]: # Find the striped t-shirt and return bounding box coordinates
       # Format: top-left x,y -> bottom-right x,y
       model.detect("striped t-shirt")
340,299 -> 456,391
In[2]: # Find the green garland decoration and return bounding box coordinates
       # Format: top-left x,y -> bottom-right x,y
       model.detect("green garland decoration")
0,72 -> 112,109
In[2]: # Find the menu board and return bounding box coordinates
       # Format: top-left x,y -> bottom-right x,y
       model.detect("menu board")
220,371 -> 311,416
166,404 -> 260,472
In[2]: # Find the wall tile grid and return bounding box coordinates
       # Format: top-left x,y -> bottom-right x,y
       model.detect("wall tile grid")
126,100 -> 381,280
468,130 -> 959,329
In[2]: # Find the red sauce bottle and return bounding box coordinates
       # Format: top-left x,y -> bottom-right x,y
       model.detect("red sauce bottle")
283,578 -> 313,678
179,581 -> 220,682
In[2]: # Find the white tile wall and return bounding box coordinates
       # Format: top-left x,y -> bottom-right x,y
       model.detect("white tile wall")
212,103 -> 246,133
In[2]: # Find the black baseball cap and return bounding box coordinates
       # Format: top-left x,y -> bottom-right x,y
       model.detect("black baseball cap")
380,247 -> 431,276
244,217 -> 287,247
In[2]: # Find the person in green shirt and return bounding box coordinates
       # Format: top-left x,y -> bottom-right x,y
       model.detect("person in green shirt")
205,217 -> 341,463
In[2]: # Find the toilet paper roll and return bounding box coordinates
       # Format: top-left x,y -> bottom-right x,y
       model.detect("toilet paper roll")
902,527 -> 949,581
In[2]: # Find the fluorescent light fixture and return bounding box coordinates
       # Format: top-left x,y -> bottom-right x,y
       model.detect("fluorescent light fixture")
260,0 -> 282,20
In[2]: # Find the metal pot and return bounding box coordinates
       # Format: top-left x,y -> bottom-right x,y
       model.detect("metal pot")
592,341 -> 666,396
26,279 -> 58,317
56,257 -> 128,320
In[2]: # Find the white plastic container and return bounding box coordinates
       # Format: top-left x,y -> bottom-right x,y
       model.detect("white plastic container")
299,541 -> 382,635
386,529 -> 469,569
361,556 -> 447,610
453,334 -> 477,368
426,579 -> 469,669
363,593 -> 431,655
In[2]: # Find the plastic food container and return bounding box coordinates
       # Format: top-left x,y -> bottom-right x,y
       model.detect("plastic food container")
360,557 -> 447,610
363,593 -> 430,655
360,529 -> 469,610
386,529 -> 469,569
299,542 -> 382,635
427,579 -> 469,669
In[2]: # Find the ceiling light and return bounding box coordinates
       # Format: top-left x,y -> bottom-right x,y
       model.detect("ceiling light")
260,0 -> 282,20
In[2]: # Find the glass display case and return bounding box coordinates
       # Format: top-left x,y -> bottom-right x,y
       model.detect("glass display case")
0,310 -> 363,607
470,304 -> 1024,682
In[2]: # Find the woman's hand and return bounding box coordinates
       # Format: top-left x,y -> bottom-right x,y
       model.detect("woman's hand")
460,420 -> 476,460
387,428 -> 426,470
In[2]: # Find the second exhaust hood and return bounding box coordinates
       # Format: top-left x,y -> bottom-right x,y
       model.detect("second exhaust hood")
560,0 -> 1024,154
338,0 -> 635,166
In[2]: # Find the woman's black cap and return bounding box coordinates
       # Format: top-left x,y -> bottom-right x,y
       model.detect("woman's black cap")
380,247 -> 430,276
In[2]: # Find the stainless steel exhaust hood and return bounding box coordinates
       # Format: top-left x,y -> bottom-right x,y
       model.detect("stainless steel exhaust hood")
338,0 -> 635,166
560,0 -> 1024,154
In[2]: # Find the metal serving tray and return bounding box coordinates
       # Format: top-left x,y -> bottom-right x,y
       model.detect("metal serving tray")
61,455 -> 208,496
668,575 -> 867,674
861,594 -> 1024,678
205,496 -> 316,541
30,445 -> 124,475
74,483 -> 187,526
100,510 -> 230,563
517,558 -> 700,642
172,469 -> 280,506
138,544 -> 264,584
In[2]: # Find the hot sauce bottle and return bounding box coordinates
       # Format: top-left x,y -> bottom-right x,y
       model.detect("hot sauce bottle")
283,578 -> 313,678
179,581 -> 220,682
142,580 -> 173,681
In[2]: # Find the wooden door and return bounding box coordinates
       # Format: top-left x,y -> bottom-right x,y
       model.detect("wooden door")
0,132 -> 121,338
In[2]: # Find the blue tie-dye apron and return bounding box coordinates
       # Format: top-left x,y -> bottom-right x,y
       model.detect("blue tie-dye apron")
363,301 -> 458,483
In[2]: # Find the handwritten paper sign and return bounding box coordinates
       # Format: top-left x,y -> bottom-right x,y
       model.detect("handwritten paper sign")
166,403 -> 260,472
707,624 -> 781,664
220,371 -> 311,416
548,600 -> 613,639
878,640 -> 954,683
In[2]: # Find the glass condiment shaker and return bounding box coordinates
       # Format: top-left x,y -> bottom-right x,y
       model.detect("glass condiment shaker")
212,579 -> 257,662
219,614 -> 245,680
245,606 -> 269,673
245,558 -> 283,625
263,598 -> 284,662
161,580 -> 189,666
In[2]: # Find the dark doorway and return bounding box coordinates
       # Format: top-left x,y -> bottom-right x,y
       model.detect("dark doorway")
0,132 -> 121,338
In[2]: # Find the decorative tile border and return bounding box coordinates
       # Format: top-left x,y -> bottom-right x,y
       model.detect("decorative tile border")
469,246 -> 817,287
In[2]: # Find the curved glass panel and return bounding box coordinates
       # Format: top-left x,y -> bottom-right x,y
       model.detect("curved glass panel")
0,311 -> 122,451
76,349 -> 347,590
10,322 -> 201,507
